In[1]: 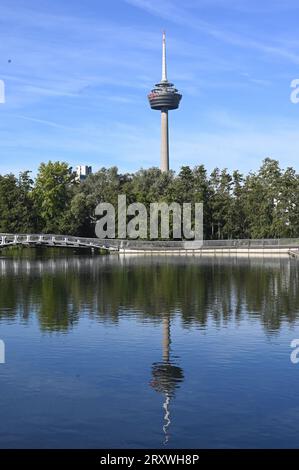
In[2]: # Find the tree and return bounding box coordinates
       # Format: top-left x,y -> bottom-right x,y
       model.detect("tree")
33,161 -> 75,233
0,172 -> 36,233
228,170 -> 247,239
193,165 -> 212,239
70,167 -> 124,237
210,168 -> 233,239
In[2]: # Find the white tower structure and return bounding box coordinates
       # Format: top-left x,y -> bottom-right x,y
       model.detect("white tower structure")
148,32 -> 182,172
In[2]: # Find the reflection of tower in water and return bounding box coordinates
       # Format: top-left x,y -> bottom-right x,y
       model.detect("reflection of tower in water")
150,315 -> 184,444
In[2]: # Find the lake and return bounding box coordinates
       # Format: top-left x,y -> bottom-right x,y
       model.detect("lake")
0,252 -> 298,448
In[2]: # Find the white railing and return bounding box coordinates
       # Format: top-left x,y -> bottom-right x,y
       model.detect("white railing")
0,234 -> 119,251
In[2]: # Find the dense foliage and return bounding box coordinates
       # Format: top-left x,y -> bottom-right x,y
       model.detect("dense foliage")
0,158 -> 298,239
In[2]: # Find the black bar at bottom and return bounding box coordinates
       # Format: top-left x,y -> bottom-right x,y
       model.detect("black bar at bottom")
0,449 -> 297,465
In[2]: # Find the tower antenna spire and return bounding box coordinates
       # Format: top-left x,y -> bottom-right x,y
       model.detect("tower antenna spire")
162,31 -> 167,82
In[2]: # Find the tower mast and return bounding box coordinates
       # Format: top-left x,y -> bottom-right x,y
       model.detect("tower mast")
161,32 -> 169,172
162,31 -> 167,82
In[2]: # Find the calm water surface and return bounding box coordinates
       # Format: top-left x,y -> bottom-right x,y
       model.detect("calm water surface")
0,252 -> 299,448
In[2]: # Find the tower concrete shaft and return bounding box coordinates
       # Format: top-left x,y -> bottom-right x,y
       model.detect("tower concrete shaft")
161,110 -> 169,172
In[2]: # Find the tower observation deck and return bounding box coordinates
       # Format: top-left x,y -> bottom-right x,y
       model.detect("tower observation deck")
148,32 -> 182,172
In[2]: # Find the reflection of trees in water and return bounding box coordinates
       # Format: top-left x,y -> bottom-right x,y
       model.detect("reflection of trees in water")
0,256 -> 298,332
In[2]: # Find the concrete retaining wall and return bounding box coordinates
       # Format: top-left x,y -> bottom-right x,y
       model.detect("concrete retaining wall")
119,247 -> 292,257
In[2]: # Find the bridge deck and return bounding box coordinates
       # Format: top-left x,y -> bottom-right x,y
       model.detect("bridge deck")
0,234 -> 118,251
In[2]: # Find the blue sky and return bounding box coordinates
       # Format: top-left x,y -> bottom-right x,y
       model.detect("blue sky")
1,0 -> 299,176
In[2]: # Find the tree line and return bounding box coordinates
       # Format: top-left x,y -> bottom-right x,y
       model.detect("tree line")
0,157 -> 298,239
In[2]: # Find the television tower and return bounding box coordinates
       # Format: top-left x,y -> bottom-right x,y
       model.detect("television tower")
148,32 -> 182,172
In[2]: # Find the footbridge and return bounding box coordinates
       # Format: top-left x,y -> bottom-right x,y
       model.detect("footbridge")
0,234 -> 119,252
